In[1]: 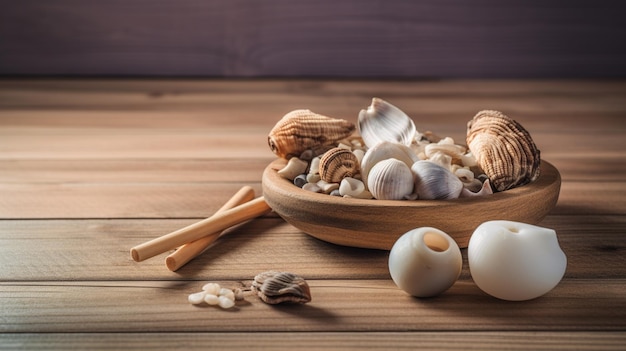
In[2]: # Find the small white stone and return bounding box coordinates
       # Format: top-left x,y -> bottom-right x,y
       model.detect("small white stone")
218,288 -> 235,301
306,173 -> 321,183
316,179 -> 340,194
188,291 -> 206,305
218,295 -> 236,309
202,282 -> 221,295
204,293 -> 220,305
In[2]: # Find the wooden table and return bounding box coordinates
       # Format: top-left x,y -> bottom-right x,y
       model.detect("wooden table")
1,79 -> 625,350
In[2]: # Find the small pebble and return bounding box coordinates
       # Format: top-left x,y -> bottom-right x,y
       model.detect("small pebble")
233,288 -> 245,301
277,157 -> 308,180
202,282 -> 221,295
218,295 -> 236,309
316,179 -> 340,194
219,287 -> 236,301
306,173 -> 321,183
299,149 -> 314,161
204,293 -> 220,305
188,291 -> 206,305
339,177 -> 365,197
293,174 -> 308,188
330,189 -> 341,197
302,183 -> 323,193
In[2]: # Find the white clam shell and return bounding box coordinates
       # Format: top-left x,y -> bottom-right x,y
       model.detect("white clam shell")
358,98 -> 417,148
468,220 -> 567,301
411,160 -> 463,200
388,227 -> 462,297
360,141 -> 420,188
367,158 -> 414,200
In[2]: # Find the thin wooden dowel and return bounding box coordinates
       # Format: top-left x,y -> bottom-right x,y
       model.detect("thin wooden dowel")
165,186 -> 256,271
130,196 -> 271,262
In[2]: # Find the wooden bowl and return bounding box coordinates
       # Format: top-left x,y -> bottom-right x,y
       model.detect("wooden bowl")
262,158 -> 561,250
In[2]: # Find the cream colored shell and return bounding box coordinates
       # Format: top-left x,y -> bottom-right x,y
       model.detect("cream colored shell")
358,98 -> 417,148
367,158 -> 414,200
466,110 -> 541,192
268,109 -> 356,159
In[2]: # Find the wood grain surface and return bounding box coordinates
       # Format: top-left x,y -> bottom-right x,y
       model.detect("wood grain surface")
0,79 -> 625,350
1,1 -> 625,78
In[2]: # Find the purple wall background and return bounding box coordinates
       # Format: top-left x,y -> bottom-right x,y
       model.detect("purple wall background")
1,0 -> 625,78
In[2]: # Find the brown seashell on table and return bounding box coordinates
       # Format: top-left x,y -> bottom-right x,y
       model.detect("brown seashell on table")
252,271 -> 312,304
268,109 -> 356,159
466,110 -> 541,192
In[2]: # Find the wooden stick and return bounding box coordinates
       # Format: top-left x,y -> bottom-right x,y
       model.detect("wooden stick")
165,186 -> 256,271
130,196 -> 271,262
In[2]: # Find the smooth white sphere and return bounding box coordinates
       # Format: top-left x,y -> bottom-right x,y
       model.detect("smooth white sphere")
388,227 -> 463,297
468,220 -> 567,301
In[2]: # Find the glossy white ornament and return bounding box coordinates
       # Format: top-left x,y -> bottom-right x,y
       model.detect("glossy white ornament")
468,220 -> 567,301
388,227 -> 463,297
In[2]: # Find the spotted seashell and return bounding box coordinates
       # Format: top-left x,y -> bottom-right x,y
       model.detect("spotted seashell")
252,271 -> 312,305
358,98 -> 417,148
319,147 -> 360,183
466,110 -> 541,192
268,109 -> 356,159
411,160 -> 463,200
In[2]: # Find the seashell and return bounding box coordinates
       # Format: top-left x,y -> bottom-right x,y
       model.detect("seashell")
358,98 -> 417,148
277,157 -> 309,180
388,227 -> 463,297
468,220 -> 567,301
411,160 -> 463,200
252,271 -> 312,304
460,179 -> 493,198
339,177 -> 372,198
319,147 -> 360,183
360,141 -> 419,187
466,110 -> 541,192
268,109 -> 356,159
367,158 -> 415,200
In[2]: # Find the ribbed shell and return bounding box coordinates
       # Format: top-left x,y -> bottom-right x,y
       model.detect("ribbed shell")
367,158 -> 415,200
268,109 -> 356,159
252,271 -> 312,304
319,147 -> 360,183
411,160 -> 463,200
466,110 -> 541,192
357,98 -> 417,148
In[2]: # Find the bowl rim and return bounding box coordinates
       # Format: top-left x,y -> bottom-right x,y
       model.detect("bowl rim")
263,158 -> 561,209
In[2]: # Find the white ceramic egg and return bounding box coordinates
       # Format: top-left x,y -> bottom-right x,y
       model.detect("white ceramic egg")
388,227 -> 463,297
468,220 -> 567,301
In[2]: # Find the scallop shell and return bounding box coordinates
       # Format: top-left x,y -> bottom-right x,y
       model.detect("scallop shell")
367,158 -> 415,200
360,141 -> 420,188
252,271 -> 312,304
319,147 -> 360,183
358,98 -> 417,148
466,110 -> 541,192
268,109 -> 356,159
411,160 -> 463,200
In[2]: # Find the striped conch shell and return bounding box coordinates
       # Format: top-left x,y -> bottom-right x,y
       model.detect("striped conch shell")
466,110 -> 541,192
268,109 -> 356,159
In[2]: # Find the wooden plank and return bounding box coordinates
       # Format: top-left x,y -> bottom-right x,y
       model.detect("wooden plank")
1,2 -> 625,78
0,215 -> 623,281
1,279 -> 625,333
2,331 -> 625,351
